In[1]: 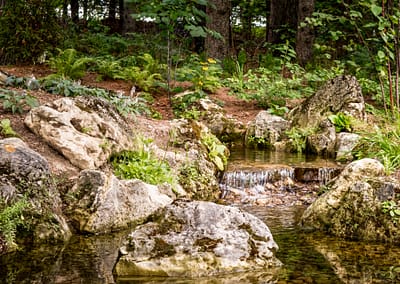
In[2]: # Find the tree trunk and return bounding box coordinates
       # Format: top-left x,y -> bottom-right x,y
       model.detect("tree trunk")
296,0 -> 315,66
70,0 -> 79,23
205,0 -> 232,60
0,0 -> 5,16
268,0 -> 298,44
109,0 -> 117,20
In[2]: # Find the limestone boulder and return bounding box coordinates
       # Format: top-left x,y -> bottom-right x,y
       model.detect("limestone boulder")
197,98 -> 246,143
24,96 -> 134,170
301,158 -> 400,243
288,75 -> 365,129
65,170 -> 173,234
245,111 -> 290,149
0,138 -> 71,249
335,132 -> 361,162
114,200 -> 282,278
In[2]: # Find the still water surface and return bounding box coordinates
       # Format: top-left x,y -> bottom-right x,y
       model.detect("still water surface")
1,149 -> 399,283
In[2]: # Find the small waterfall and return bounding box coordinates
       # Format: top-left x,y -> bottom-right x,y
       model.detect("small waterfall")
318,167 -> 338,185
220,168 -> 295,194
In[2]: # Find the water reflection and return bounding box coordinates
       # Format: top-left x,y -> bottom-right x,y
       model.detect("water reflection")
1,205 -> 399,283
244,205 -> 400,284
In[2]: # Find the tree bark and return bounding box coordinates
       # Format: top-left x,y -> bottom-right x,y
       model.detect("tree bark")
70,0 -> 79,23
268,0 -> 298,44
205,0 -> 232,60
296,0 -> 315,66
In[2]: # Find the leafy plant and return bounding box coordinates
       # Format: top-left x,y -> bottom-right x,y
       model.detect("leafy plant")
0,119 -> 18,137
171,90 -> 206,118
353,124 -> 400,174
0,0 -> 62,64
0,89 -> 39,114
381,200 -> 400,224
176,55 -> 223,92
201,133 -> 228,171
47,48 -> 93,80
0,197 -> 29,249
328,112 -> 353,132
110,138 -> 177,188
285,127 -> 314,153
246,135 -> 271,149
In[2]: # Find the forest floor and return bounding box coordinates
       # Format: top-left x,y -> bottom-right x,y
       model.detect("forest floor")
0,65 -> 264,178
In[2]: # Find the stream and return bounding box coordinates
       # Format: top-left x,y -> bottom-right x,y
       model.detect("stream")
1,149 -> 400,283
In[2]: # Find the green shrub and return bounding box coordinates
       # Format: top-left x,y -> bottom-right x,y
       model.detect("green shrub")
0,119 -> 18,138
0,0 -> 62,64
353,124 -> 400,173
110,139 -> 177,188
0,197 -> 29,249
328,112 -> 353,132
0,89 -> 39,114
47,48 -> 93,80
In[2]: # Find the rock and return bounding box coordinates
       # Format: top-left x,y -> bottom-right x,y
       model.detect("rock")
288,75 -> 365,129
161,119 -> 228,201
245,111 -> 290,149
335,132 -> 360,162
66,170 -> 173,234
0,138 -> 71,248
24,96 -> 134,170
301,158 -> 400,243
197,98 -> 246,143
306,119 -> 337,156
114,200 -> 282,278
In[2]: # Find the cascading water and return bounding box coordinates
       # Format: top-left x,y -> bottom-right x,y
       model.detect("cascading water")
220,149 -> 343,205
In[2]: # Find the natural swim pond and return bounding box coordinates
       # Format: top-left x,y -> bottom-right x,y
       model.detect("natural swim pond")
1,149 -> 400,283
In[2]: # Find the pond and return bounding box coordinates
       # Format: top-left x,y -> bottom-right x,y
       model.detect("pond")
1,149 -> 399,283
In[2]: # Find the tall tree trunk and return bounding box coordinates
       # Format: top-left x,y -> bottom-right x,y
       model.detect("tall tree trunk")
0,0 -> 6,16
205,0 -> 231,60
296,0 -> 315,66
119,0 -> 125,34
70,0 -> 79,23
109,0 -> 117,20
268,0 -> 298,44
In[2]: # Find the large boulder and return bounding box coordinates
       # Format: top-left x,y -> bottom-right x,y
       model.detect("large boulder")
65,170 -> 173,234
114,200 -> 282,278
0,138 -> 71,251
301,158 -> 400,243
288,75 -> 365,129
245,111 -> 290,149
24,96 -> 134,170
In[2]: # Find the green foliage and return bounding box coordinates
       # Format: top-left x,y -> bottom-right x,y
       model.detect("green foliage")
47,49 -> 93,80
353,124 -> 400,173
0,197 -> 29,248
40,78 -> 152,117
0,0 -> 62,64
110,139 -> 177,187
0,89 -> 39,114
328,112 -> 353,132
201,133 -> 228,171
285,127 -> 315,153
0,119 -> 18,138
175,55 -> 223,92
246,135 -> 271,149
171,91 -> 206,118
381,200 -> 400,224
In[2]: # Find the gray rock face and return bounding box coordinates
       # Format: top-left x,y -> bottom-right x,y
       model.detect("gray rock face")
301,158 -> 400,243
24,96 -> 134,170
0,138 -> 71,246
335,132 -> 361,162
289,75 -> 365,129
245,111 -> 290,149
197,98 -> 246,143
114,200 -> 281,278
66,170 -> 173,234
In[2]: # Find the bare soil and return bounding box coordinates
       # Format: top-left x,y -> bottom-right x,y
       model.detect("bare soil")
0,65 -> 263,178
